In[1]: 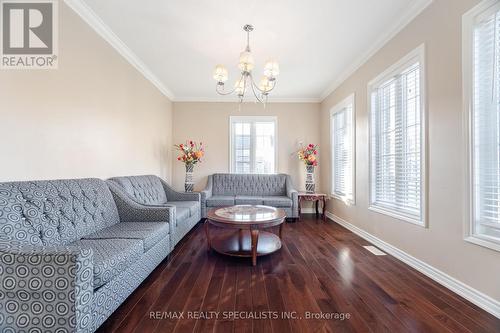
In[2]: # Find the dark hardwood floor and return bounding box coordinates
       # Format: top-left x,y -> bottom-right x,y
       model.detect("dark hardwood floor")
96,216 -> 500,333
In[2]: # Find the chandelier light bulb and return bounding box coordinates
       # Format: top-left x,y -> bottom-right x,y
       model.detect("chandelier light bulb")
213,64 -> 228,83
259,76 -> 272,93
238,51 -> 255,72
264,60 -> 280,79
234,78 -> 246,95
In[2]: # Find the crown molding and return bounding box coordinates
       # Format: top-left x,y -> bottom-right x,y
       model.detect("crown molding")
326,212 -> 500,319
319,0 -> 433,101
172,96 -> 321,103
64,0 -> 175,100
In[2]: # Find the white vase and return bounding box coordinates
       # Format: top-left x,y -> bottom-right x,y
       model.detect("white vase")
305,165 -> 315,193
185,164 -> 194,192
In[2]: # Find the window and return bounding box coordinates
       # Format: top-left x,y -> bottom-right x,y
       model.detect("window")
229,116 -> 277,174
464,0 -> 500,251
330,94 -> 355,204
368,45 -> 426,226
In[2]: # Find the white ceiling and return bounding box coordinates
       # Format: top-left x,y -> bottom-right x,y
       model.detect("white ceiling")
78,0 -> 431,102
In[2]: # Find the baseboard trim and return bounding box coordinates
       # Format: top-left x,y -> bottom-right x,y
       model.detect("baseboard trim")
325,211 -> 500,319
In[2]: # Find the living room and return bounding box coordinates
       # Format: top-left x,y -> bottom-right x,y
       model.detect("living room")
1,0 -> 500,332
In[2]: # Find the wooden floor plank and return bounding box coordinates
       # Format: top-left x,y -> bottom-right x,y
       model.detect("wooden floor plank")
95,216 -> 500,333
193,258 -> 226,333
250,264 -> 273,333
213,261 -> 238,333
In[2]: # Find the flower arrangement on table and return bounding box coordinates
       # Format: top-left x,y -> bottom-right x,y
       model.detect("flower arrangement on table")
297,143 -> 318,166
297,143 -> 318,193
175,141 -> 204,165
175,140 -> 204,192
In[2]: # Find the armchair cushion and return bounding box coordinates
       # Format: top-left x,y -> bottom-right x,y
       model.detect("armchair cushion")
206,195 -> 235,207
235,195 -> 264,205
263,196 -> 293,208
82,222 -> 170,252
71,238 -> 142,289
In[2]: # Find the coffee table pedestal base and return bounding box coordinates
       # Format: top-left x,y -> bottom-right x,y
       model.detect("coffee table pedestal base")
209,230 -> 282,266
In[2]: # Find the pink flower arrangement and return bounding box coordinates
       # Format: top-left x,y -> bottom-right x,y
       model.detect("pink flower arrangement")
297,143 -> 318,166
175,140 -> 204,165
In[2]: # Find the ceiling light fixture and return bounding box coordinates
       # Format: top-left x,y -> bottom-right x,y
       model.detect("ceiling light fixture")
212,24 -> 279,105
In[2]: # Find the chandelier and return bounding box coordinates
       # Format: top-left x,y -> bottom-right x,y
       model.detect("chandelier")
212,24 -> 279,104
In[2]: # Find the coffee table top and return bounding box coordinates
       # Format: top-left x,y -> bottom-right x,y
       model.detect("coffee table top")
207,205 -> 286,226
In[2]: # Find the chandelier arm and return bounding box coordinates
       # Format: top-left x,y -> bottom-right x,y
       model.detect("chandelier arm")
249,79 -> 265,104
266,79 -> 277,93
215,84 -> 237,96
215,74 -> 246,96
249,73 -> 278,94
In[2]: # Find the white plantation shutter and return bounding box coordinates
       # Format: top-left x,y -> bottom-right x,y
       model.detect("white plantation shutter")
471,5 -> 500,241
370,53 -> 424,224
230,116 -> 276,174
331,100 -> 354,202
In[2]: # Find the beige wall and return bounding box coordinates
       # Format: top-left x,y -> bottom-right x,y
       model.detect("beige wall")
320,0 -> 500,302
0,2 -> 173,182
172,102 -> 320,192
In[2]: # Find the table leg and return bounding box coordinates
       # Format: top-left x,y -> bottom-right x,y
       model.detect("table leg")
238,229 -> 243,251
323,197 -> 327,222
204,220 -> 211,251
250,228 -> 259,266
315,200 -> 319,218
279,223 -> 284,239
298,196 -> 302,219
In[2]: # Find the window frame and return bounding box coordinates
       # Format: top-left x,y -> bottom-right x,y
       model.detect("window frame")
463,0 -> 500,252
330,93 -> 356,205
229,115 -> 278,174
367,44 -> 427,227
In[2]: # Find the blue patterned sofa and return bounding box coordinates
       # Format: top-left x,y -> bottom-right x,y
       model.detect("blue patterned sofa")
201,173 -> 299,219
106,175 -> 201,248
0,178 -> 173,332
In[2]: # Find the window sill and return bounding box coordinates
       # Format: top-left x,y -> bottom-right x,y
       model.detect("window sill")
368,205 -> 426,228
331,193 -> 355,206
465,234 -> 500,253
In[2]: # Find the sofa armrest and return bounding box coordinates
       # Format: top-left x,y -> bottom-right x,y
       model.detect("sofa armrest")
0,242 -> 94,332
160,179 -> 201,202
286,175 -> 299,218
200,175 -> 213,199
200,175 -> 213,218
286,175 -> 298,198
107,182 -> 175,224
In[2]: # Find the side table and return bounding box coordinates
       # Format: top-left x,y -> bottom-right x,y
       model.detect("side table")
298,192 -> 328,222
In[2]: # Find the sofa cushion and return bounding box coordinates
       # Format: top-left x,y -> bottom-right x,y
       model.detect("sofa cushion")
82,222 -> 170,252
235,196 -> 264,205
175,207 -> 190,224
108,175 -> 168,205
168,201 -> 200,218
71,238 -> 143,289
263,196 -> 293,208
212,174 -> 287,196
206,195 -> 235,207
0,178 -> 120,247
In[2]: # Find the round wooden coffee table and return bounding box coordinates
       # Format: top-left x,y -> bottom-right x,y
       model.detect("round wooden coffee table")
205,205 -> 286,266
